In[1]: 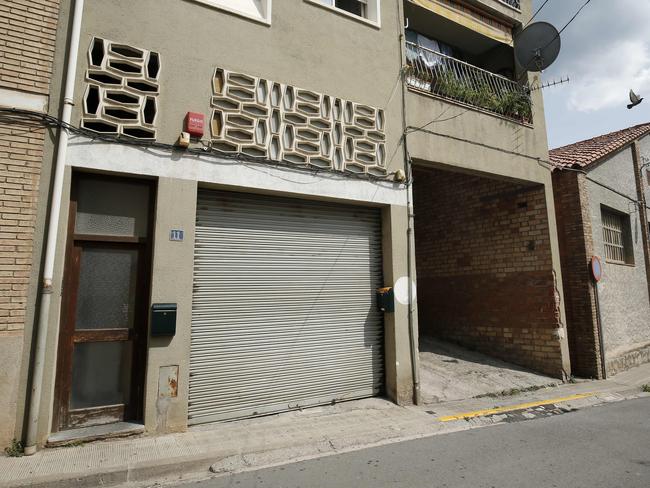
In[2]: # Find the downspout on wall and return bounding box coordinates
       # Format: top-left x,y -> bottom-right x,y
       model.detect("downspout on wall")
631,141 -> 650,307
396,0 -> 421,405
24,0 -> 85,456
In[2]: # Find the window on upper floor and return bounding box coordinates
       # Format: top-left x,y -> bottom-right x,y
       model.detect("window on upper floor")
601,207 -> 634,265
333,0 -> 366,17
308,0 -> 380,26
193,0 -> 271,24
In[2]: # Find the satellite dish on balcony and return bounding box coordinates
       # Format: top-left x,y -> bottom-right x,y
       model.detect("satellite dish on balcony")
515,22 -> 561,72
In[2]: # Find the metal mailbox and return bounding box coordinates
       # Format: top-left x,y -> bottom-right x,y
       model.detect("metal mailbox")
151,303 -> 177,337
376,287 -> 395,313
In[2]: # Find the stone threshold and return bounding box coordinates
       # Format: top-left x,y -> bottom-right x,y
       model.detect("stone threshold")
47,422 -> 144,448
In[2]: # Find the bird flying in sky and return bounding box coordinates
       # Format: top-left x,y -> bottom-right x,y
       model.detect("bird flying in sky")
628,89 -> 643,109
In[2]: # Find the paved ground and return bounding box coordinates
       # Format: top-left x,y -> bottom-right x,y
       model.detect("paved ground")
419,336 -> 560,403
176,397 -> 650,488
2,363 -> 648,488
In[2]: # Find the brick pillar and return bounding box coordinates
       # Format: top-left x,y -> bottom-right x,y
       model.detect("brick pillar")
552,170 -> 603,378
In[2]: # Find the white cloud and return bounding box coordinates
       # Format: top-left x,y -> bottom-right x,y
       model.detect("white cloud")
566,40 -> 650,112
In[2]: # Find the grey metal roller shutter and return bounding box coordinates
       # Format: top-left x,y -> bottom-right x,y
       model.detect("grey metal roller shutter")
188,190 -> 384,425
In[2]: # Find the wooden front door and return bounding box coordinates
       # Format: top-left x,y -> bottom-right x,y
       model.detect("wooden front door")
54,173 -> 154,431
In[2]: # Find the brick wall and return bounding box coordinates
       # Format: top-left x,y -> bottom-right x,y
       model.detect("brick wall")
0,123 -> 41,331
413,167 -> 565,377
0,0 -> 60,94
0,0 -> 60,332
552,171 -> 602,378
0,1 -> 60,447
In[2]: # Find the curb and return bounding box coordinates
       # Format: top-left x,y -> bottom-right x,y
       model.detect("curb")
7,388 -> 649,488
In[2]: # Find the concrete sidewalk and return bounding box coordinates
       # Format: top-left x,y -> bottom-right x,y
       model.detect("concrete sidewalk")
2,364 -> 649,488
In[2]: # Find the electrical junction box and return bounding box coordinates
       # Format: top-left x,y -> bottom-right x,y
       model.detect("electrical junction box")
184,112 -> 204,138
376,287 -> 395,313
151,303 -> 177,337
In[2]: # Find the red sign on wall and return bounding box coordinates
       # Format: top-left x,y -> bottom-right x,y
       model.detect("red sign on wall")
184,112 -> 204,138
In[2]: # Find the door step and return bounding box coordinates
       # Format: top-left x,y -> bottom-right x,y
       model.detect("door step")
47,422 -> 144,447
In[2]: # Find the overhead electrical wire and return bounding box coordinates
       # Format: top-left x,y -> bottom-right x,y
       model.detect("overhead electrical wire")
556,0 -> 592,37
542,0 -> 592,50
0,108 -> 397,185
525,0 -> 551,27
404,106 -> 472,134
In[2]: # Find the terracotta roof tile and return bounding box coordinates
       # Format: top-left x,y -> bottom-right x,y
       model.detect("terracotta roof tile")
549,123 -> 650,169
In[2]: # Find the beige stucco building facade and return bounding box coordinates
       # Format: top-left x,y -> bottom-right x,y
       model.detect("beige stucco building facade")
6,0 -> 573,451
15,0 -> 417,449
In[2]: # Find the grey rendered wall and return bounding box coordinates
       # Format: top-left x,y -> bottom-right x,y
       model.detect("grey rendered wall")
404,70 -> 551,184
145,178 -> 197,433
69,0 -> 405,174
587,147 -> 650,362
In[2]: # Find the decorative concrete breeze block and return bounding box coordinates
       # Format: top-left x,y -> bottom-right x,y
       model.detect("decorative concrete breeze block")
82,37 -> 161,140
210,68 -> 387,175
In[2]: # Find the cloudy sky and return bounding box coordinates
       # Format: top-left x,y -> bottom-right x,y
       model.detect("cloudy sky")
531,0 -> 650,149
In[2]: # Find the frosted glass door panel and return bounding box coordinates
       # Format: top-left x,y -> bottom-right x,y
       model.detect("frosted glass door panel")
75,247 -> 139,330
70,341 -> 132,410
75,178 -> 150,237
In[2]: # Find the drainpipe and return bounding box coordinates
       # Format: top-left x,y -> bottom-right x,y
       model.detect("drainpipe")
24,0 -> 84,456
593,282 -> 607,379
631,142 -> 650,308
396,0 -> 421,405
405,163 -> 421,405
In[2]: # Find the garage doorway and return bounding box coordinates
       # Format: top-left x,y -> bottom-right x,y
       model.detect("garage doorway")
189,190 -> 385,424
412,166 -> 564,402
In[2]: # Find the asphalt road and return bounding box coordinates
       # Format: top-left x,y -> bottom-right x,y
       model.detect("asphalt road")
178,397 -> 650,488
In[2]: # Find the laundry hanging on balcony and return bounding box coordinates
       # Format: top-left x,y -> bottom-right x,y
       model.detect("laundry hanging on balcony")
409,0 -> 514,47
405,30 -> 454,68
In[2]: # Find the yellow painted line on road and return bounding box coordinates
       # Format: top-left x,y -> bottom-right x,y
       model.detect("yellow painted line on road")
437,392 -> 596,422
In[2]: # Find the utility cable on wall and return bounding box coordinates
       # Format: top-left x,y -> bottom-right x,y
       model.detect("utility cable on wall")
0,108 -> 398,185
553,164 -> 644,207
403,123 -> 648,212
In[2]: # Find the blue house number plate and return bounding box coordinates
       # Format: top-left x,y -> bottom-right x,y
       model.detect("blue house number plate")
170,229 -> 184,241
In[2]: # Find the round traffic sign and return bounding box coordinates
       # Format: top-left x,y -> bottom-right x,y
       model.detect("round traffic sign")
590,256 -> 603,282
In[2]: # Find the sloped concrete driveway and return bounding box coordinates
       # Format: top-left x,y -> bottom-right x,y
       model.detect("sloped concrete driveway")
419,336 -> 561,403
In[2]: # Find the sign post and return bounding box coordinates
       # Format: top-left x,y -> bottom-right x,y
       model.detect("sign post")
590,255 -> 606,379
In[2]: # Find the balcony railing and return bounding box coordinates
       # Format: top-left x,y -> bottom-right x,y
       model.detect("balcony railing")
497,0 -> 521,10
405,42 -> 532,124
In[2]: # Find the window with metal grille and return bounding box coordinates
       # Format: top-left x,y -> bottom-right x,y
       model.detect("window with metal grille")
309,0 -> 380,25
601,208 -> 633,265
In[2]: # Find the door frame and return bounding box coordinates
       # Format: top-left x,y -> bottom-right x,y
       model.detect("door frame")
52,172 -> 155,432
